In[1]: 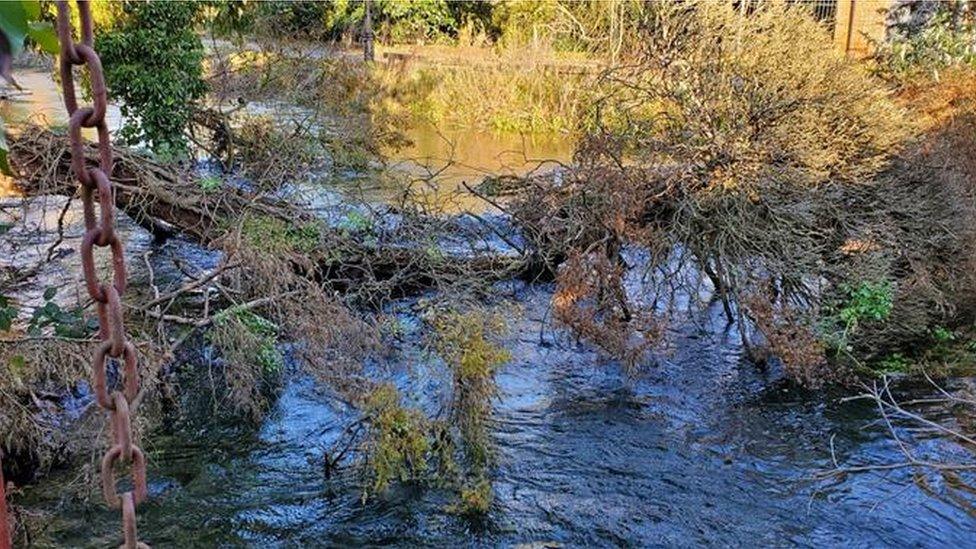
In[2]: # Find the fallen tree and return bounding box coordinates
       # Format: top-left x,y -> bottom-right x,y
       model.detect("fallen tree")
509,2 -> 976,385
8,125 -> 532,303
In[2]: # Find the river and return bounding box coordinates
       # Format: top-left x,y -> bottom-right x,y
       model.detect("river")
3,68 -> 976,547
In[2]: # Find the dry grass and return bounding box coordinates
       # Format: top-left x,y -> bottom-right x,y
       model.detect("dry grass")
207,43 -> 410,172
0,339 -> 92,472
0,337 -> 163,477
895,68 -> 976,130
378,46 -> 596,134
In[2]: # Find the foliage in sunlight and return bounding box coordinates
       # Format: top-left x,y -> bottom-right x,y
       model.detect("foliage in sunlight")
8,0 -> 976,531
98,1 -> 206,155
431,310 -> 509,474
238,214 -> 322,256
361,383 -> 431,498
209,307 -> 284,420
874,7 -> 976,82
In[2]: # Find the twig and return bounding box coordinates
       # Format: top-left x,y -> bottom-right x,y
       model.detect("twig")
142,260 -> 241,309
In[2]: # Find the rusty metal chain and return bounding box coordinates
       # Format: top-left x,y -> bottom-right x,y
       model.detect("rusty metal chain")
0,454 -> 9,549
54,2 -> 149,547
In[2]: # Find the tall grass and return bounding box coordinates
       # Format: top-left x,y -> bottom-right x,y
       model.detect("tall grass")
376,45 -> 596,135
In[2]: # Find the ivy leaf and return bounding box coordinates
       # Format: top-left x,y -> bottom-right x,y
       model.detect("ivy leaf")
42,286 -> 57,301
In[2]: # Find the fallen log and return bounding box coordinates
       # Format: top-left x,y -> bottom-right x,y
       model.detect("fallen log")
8,126 -> 535,300
9,125 -> 308,242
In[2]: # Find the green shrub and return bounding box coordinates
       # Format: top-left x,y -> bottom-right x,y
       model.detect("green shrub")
98,1 -> 207,154
208,307 -> 284,419
840,281 -> 894,329
877,352 -> 911,374
239,214 -> 321,255
362,383 -> 431,498
27,288 -> 92,339
454,478 -> 492,515
198,174 -> 222,193
874,9 -> 976,82
213,308 -> 284,374
431,310 -> 509,480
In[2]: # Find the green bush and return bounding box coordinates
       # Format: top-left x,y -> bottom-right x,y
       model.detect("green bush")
362,383 -> 431,498
208,306 -> 284,419
839,281 -> 894,329
98,1 -> 207,155
874,9 -> 976,81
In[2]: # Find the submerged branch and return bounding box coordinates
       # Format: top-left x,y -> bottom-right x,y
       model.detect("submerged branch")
8,126 -> 539,301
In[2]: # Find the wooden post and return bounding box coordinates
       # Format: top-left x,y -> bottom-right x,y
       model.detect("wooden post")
833,0 -> 891,56
363,0 -> 375,62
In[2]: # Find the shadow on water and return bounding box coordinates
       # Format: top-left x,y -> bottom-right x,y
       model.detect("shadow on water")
18,282 -> 976,547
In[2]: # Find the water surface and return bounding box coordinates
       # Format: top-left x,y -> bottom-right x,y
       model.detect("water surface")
5,65 -> 976,548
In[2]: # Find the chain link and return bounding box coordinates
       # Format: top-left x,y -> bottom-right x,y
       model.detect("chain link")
0,454 -> 9,549
54,2 -> 149,546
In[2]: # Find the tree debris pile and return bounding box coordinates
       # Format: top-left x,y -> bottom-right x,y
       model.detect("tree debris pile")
9,125 -> 528,302
511,2 -> 976,386
0,336 -> 163,480
7,122 -> 530,420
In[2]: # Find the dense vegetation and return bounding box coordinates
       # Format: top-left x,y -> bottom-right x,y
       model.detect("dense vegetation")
97,1 -> 207,155
209,0 -> 636,51
519,1 -> 976,386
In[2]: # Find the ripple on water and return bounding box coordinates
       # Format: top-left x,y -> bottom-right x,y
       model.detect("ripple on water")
9,68 -> 976,547
18,280 -> 976,546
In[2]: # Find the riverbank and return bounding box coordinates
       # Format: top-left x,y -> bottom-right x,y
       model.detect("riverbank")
207,37 -> 598,136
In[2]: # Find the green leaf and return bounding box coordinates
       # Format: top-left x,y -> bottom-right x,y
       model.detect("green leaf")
0,1 -> 31,58
42,286 -> 56,301
8,354 -> 26,376
0,1 -> 53,90
21,0 -> 39,21
27,20 -> 58,55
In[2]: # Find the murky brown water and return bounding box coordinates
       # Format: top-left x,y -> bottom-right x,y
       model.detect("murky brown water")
1,69 -> 126,197
0,69 -> 572,209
